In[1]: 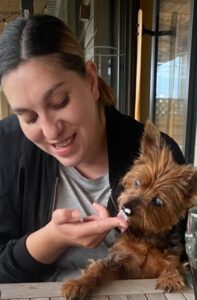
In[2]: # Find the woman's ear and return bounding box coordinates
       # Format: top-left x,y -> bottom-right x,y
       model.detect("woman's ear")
84,61 -> 100,101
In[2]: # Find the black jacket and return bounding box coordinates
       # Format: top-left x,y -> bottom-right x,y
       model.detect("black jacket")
0,107 -> 185,283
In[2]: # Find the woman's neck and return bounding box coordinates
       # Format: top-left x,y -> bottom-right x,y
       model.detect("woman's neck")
75,112 -> 108,179
75,136 -> 108,179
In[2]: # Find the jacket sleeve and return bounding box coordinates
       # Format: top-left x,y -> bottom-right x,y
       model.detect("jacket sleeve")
0,194 -> 54,283
0,116 -> 55,282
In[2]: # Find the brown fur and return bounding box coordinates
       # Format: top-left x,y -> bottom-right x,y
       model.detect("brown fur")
62,121 -> 197,299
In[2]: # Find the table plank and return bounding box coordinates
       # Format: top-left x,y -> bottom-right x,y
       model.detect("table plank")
146,295 -> 167,300
91,297 -> 109,300
0,283 -> 61,299
183,293 -> 195,300
127,295 -> 147,300
29,298 -> 49,300
94,279 -> 162,295
94,280 -> 192,296
109,296 -> 128,300
0,280 -> 193,299
165,293 -> 187,299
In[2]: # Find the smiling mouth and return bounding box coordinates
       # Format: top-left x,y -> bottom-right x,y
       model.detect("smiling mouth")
53,133 -> 76,149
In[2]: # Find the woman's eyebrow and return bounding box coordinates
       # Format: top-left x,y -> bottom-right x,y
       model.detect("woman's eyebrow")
12,81 -> 66,113
43,81 -> 65,102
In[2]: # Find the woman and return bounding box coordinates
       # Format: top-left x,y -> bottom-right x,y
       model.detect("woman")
0,15 -> 185,283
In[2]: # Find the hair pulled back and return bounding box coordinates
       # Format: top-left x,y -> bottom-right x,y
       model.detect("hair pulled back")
0,14 -> 115,107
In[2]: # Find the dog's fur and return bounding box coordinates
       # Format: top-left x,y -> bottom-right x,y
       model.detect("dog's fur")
62,121 -> 197,299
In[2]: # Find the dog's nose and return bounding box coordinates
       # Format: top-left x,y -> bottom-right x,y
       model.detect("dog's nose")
122,197 -> 141,215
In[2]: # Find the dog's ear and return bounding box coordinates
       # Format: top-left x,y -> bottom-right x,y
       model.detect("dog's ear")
140,120 -> 162,156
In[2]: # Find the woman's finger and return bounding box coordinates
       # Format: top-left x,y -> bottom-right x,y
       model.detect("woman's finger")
65,216 -> 127,236
83,215 -> 99,222
52,208 -> 81,225
92,202 -> 109,218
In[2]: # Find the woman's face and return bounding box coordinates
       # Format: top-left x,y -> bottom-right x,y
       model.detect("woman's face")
2,58 -> 105,172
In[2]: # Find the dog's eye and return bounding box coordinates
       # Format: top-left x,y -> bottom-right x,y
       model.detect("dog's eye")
134,179 -> 141,189
151,197 -> 163,207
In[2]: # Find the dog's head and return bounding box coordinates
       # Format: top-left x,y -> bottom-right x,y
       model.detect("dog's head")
117,121 -> 197,234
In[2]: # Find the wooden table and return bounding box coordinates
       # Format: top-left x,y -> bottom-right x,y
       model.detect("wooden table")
0,280 -> 194,300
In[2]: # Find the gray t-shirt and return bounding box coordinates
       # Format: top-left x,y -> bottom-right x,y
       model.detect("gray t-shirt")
47,164 -> 118,281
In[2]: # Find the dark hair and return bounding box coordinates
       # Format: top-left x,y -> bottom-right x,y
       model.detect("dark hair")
0,14 -> 115,107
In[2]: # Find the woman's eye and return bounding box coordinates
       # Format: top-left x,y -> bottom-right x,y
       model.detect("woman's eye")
24,117 -> 38,124
151,197 -> 163,207
134,179 -> 141,189
54,97 -> 69,109
18,114 -> 38,125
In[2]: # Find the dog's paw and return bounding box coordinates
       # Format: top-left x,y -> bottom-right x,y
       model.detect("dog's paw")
156,274 -> 185,293
61,279 -> 91,299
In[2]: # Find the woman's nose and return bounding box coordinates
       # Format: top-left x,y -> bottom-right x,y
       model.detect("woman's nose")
41,116 -> 63,141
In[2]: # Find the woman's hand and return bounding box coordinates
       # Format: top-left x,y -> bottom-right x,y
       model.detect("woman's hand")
26,203 -> 128,264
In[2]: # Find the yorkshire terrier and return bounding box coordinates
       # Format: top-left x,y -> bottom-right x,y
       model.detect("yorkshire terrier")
62,121 -> 197,299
